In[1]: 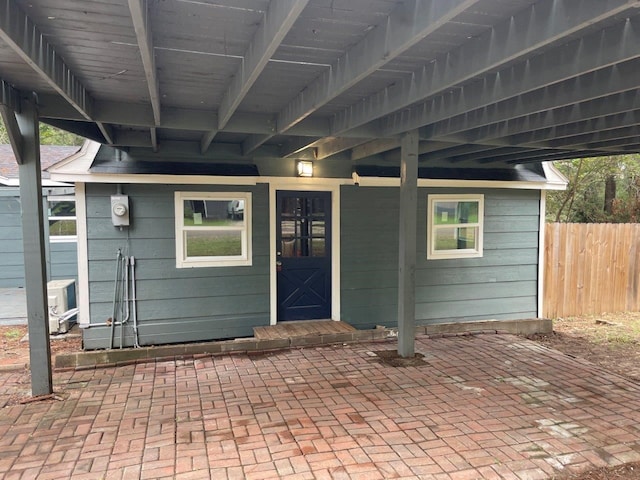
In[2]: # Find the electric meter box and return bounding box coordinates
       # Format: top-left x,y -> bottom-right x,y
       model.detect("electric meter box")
111,195 -> 130,227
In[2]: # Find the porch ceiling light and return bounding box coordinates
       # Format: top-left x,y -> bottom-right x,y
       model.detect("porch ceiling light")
297,160 -> 313,177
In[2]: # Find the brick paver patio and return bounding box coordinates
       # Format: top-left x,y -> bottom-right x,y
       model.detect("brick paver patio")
1,333 -> 639,479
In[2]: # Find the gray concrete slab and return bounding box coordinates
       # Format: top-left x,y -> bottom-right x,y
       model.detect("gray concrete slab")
0,288 -> 27,325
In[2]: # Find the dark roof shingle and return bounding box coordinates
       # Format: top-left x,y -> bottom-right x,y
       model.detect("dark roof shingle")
0,144 -> 80,179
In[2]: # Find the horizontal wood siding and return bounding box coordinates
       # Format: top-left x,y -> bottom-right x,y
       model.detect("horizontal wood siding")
341,186 -> 540,329
82,183 -> 270,349
0,195 -> 24,286
49,242 -> 78,282
0,192 -> 78,287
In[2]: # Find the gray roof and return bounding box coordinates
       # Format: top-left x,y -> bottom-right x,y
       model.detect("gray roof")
1,0 -> 640,167
0,145 -> 79,179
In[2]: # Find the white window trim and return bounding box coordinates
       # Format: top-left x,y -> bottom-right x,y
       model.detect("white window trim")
175,191 -> 252,268
48,195 -> 77,243
427,194 -> 484,260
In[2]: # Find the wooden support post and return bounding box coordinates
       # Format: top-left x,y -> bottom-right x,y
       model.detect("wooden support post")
16,98 -> 53,396
397,130 -> 419,358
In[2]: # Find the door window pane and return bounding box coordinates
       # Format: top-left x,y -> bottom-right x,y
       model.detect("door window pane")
279,195 -> 328,258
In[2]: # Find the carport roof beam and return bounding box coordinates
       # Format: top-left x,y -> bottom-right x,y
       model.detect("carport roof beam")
333,0 -> 640,137
243,0 -> 482,154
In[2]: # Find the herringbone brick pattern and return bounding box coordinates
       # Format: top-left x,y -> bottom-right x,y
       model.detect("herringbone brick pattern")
1,334 -> 639,479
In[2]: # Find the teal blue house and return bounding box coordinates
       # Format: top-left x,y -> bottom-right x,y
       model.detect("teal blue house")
0,145 -> 79,288
2,0 -> 638,393
50,141 -> 566,350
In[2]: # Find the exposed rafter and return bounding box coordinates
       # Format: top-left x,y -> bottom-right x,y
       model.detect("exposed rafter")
1,79 -> 20,112
0,0 -> 120,144
449,146 -> 541,164
431,144 -> 501,164
220,0 -> 307,130
382,141 -> 461,162
243,133 -> 273,155
41,119 -> 107,144
486,110 -> 640,151
201,0 -> 308,153
419,58 -> 640,144
243,0 -> 481,154
150,127 -> 158,152
200,130 -> 218,155
280,137 -> 319,158
128,0 -> 161,126
351,139 -> 401,161
332,0 -> 639,137
36,94 -> 378,141
567,125 -> 640,150
0,0 -> 92,119
440,90 -> 640,147
497,149 -> 597,165
0,80 -> 22,163
316,138 -> 371,160
0,105 -> 23,164
385,18 -> 640,139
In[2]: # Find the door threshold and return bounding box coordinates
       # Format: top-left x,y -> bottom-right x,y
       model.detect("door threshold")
254,320 -> 355,340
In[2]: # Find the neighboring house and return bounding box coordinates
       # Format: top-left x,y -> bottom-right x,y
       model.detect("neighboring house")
0,144 -> 80,287
49,141 -> 567,350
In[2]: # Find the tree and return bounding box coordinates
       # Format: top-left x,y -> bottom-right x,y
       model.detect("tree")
0,117 -> 84,145
548,155 -> 640,223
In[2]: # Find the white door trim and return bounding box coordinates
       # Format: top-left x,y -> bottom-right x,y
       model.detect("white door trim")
268,181 -> 343,325
74,182 -> 91,327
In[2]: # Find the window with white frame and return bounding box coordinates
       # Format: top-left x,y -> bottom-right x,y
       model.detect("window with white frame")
175,192 -> 252,268
48,196 -> 77,242
427,194 -> 484,260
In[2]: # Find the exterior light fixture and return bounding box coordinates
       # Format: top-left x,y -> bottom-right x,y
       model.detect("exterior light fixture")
297,160 -> 313,177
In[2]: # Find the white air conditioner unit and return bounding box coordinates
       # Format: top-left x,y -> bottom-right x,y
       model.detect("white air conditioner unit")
47,279 -> 77,334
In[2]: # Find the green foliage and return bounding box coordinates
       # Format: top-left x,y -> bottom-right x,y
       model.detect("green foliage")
3,329 -> 22,340
186,236 -> 242,257
547,155 -> 640,223
0,117 -> 84,145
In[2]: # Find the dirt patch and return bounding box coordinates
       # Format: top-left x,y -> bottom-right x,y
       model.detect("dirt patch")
525,312 -> 640,382
553,462 -> 640,480
0,324 -> 82,368
523,312 -> 640,480
373,349 -> 427,367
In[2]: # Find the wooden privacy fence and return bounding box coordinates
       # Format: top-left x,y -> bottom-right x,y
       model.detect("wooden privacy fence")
544,223 -> 640,318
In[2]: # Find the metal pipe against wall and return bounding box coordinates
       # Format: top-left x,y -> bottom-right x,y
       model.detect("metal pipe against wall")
130,256 -> 140,348
107,249 -> 137,349
109,250 -> 122,349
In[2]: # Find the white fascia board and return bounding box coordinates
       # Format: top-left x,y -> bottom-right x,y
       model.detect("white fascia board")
352,172 -> 567,190
47,139 -> 101,176
51,172 -> 260,186
1,175 -> 73,187
42,180 -> 74,187
50,172 -> 355,187
541,162 -> 569,191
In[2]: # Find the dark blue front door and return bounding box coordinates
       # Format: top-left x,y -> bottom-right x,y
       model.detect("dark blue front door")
276,191 -> 332,321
